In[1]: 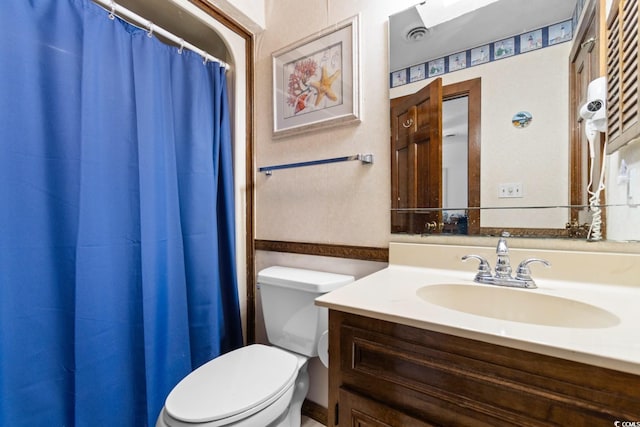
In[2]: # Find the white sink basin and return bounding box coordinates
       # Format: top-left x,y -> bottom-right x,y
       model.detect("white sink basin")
416,284 -> 620,329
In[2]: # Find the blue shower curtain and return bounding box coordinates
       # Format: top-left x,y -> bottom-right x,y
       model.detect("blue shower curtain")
0,0 -> 243,425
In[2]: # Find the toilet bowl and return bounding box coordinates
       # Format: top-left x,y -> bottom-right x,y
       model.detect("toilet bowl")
156,266 -> 354,427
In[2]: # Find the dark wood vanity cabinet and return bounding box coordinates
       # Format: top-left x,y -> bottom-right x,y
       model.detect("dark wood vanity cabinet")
328,310 -> 640,426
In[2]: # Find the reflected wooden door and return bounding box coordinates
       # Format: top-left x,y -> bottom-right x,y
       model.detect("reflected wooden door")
390,78 -> 443,234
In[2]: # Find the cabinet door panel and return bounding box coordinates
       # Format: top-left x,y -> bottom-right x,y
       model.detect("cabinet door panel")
339,388 -> 434,427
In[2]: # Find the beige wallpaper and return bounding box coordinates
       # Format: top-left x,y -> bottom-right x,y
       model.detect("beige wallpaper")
255,0 -> 417,248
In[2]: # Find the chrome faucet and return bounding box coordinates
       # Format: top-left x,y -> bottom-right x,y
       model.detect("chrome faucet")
461,234 -> 550,289
494,235 -> 512,279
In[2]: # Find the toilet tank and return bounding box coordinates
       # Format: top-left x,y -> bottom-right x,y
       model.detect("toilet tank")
258,266 -> 354,357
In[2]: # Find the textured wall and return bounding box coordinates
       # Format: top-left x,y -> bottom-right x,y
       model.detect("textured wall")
255,0 -> 416,248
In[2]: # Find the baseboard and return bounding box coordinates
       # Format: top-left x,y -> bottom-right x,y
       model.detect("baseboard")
302,399 -> 327,425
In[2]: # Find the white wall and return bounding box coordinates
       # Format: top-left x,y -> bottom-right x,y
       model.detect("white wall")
443,138 -> 468,216
208,0 -> 266,32
606,142 -> 640,241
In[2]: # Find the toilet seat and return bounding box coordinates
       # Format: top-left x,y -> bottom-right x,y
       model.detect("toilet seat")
165,344 -> 298,425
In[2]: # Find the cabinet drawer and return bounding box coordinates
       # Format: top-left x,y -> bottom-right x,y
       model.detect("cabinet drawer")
335,313 -> 640,426
339,388 -> 435,427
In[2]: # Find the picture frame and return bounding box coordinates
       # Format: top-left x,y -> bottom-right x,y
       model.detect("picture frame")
272,15 -> 361,138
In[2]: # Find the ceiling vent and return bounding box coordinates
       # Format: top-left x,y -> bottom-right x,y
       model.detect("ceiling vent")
405,26 -> 429,42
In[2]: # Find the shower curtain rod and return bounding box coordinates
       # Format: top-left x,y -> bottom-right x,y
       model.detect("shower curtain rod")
92,0 -> 230,69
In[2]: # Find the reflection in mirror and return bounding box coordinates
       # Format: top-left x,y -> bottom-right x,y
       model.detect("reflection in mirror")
387,0 -> 640,242
442,96 -> 468,225
391,77 -> 481,235
389,0 -> 577,74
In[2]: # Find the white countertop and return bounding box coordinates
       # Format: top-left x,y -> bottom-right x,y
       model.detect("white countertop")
316,264 -> 640,375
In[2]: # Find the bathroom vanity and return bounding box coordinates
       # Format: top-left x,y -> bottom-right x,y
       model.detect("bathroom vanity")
327,311 -> 639,426
316,243 -> 640,426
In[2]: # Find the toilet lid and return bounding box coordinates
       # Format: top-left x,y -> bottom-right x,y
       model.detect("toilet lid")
165,344 -> 299,423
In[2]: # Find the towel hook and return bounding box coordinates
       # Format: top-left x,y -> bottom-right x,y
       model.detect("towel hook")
402,118 -> 414,128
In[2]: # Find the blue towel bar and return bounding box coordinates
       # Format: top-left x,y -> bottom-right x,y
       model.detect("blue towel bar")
259,153 -> 373,175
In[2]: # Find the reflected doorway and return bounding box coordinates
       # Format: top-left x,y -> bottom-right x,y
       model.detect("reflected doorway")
442,96 -> 469,230
390,77 -> 481,235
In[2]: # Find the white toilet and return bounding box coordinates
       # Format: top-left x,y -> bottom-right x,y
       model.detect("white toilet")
156,266 -> 354,427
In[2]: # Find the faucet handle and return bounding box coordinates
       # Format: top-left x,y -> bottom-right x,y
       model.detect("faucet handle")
515,258 -> 551,282
461,255 -> 493,281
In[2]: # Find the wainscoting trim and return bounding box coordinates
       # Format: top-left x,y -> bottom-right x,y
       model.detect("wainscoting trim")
255,240 -> 389,262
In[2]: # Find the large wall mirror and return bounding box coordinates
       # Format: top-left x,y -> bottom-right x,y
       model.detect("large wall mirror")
388,0 -> 637,242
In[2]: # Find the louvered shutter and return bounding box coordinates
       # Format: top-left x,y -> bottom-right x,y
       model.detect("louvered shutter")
607,0 -> 640,152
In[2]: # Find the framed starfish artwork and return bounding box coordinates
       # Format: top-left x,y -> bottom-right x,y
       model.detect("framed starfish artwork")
272,15 -> 361,138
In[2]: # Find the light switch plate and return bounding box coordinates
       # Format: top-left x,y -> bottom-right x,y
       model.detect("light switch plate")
498,182 -> 523,198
